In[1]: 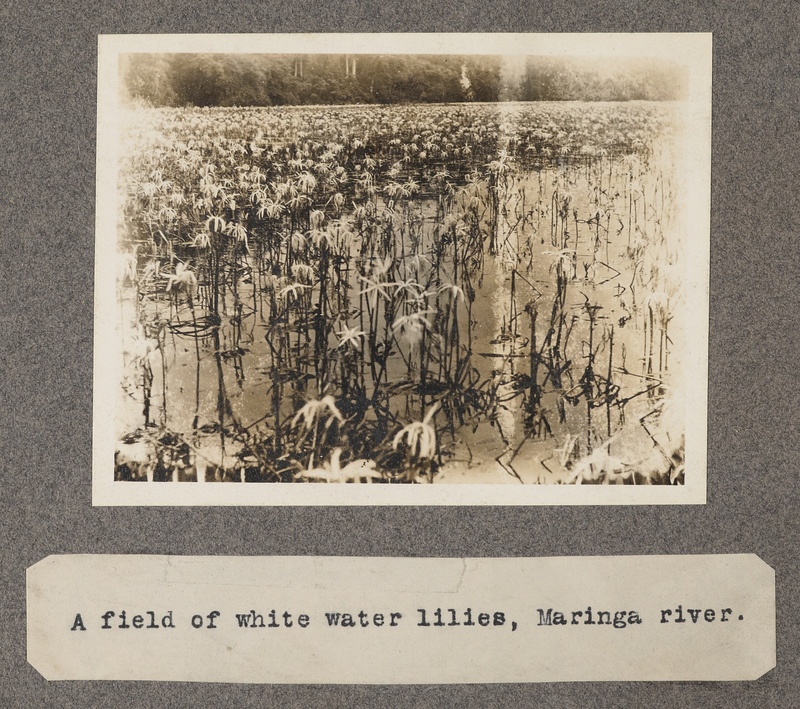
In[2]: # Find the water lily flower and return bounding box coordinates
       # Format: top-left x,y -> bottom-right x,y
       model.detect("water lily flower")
295,448 -> 382,483
278,282 -> 312,300
437,282 -> 464,302
206,215 -> 226,233
290,264 -> 315,283
165,261 -> 198,304
371,255 -> 393,278
297,172 -> 317,195
392,403 -> 440,460
291,396 -> 344,432
359,274 -> 397,308
336,325 -> 366,350
391,310 -> 433,347
393,278 -> 427,299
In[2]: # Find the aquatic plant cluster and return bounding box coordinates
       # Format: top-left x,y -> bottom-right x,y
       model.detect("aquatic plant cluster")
115,101 -> 685,486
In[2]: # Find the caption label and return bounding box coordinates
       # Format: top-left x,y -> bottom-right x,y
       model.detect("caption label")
27,554 -> 774,683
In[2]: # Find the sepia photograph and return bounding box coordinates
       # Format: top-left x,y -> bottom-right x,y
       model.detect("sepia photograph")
93,34 -> 711,505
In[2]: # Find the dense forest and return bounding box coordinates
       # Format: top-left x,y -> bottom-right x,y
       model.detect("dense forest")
121,54 -> 686,107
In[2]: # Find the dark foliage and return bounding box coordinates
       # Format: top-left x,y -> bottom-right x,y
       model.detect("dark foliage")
121,54 -> 685,108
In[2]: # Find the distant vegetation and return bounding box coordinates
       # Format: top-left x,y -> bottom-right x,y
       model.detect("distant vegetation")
122,54 -> 686,108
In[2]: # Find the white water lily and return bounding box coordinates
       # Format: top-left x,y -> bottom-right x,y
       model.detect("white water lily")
392,403 -> 440,460
554,433 -> 579,468
297,171 -> 317,195
393,278 -> 427,299
291,263 -> 315,283
392,310 -> 433,347
206,215 -> 226,233
291,230 -> 306,252
295,448 -> 382,483
309,209 -> 326,229
226,221 -> 249,251
336,325 -> 366,350
291,396 -> 344,432
564,438 -> 630,485
257,200 -> 283,220
311,227 -> 339,250
189,230 -> 211,249
278,282 -> 312,300
165,261 -> 198,303
408,252 -> 433,272
127,326 -> 157,367
359,274 -> 397,308
265,274 -> 290,293
437,282 -> 464,302
368,255 -> 393,278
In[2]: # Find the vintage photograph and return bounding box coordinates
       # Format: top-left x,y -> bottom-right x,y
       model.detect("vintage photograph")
93,34 -> 711,505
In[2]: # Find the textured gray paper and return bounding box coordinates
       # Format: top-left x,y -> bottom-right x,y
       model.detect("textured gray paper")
2,0 -> 798,706
27,555 -> 774,683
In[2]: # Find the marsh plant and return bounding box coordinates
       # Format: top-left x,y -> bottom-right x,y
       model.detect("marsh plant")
114,102 -> 685,486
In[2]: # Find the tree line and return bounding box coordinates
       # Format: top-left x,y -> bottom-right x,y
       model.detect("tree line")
122,53 -> 686,107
